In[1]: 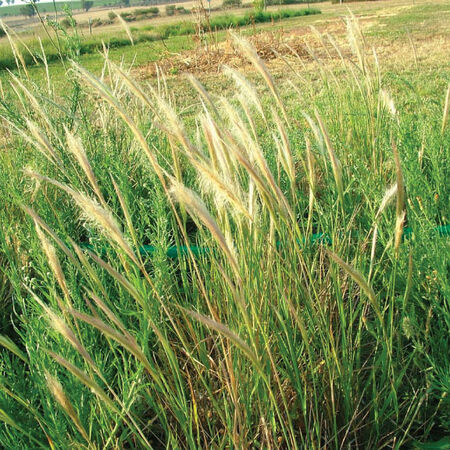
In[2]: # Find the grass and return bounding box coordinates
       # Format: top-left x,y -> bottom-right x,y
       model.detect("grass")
0,0 -> 136,17
0,7 -> 320,71
153,7 -> 321,37
0,1 -> 449,448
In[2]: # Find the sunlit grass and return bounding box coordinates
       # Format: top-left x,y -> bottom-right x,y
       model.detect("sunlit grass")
0,3 -> 448,448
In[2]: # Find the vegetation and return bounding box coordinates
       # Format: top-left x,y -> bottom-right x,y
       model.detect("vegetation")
165,4 -> 176,15
135,7 -> 160,15
0,1 -> 449,448
267,0 -> 322,5
0,0 -> 111,17
157,8 -> 320,36
19,3 -> 36,17
81,0 -> 94,12
222,0 -> 243,8
164,4 -> 190,16
0,8 -> 320,71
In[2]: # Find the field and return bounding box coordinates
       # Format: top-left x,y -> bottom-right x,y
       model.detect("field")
0,0 -> 449,448
0,0 -> 146,17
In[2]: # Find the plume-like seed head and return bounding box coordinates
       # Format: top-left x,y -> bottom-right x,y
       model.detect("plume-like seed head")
65,128 -> 106,205
375,183 -> 398,220
170,180 -> 240,275
45,371 -> 90,443
73,191 -> 138,264
35,223 -> 71,303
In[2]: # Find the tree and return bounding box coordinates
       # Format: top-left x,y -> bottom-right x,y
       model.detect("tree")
81,0 -> 94,11
20,3 -> 36,16
0,1 -> 3,6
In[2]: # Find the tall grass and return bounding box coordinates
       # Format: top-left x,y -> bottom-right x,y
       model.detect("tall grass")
0,14 -> 448,448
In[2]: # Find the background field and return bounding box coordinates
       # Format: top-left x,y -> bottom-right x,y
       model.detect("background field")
0,0 -> 448,447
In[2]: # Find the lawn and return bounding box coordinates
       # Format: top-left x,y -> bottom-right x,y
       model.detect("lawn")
0,0 -> 448,447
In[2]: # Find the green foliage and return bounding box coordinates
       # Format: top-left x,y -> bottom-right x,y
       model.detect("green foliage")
81,0 -> 94,11
253,0 -> 264,12
165,4 -> 176,15
0,4 -> 448,449
134,6 -> 159,15
267,0 -> 322,4
222,0 -> 242,8
158,8 -> 320,37
60,18 -> 73,28
120,11 -> 134,21
0,8 -> 319,70
175,6 -> 189,14
19,3 -> 35,17
0,0 -> 116,16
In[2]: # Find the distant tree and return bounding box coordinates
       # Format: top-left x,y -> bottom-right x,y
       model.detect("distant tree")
121,0 -> 130,6
20,3 -> 36,16
0,1 -> 3,6
81,0 -> 94,11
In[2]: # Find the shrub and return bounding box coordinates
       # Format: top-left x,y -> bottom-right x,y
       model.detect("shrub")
222,0 -> 242,8
91,18 -> 104,27
60,18 -> 74,28
165,4 -> 176,15
135,7 -> 159,15
108,11 -> 117,20
176,6 -> 189,14
120,11 -> 136,21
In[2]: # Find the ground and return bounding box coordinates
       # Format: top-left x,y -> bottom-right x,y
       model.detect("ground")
129,0 -> 450,92
0,0 -> 449,86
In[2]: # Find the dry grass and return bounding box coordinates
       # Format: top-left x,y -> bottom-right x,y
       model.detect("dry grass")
137,31 -> 310,77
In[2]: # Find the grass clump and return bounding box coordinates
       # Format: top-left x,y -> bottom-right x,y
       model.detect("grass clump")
0,11 -> 448,450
